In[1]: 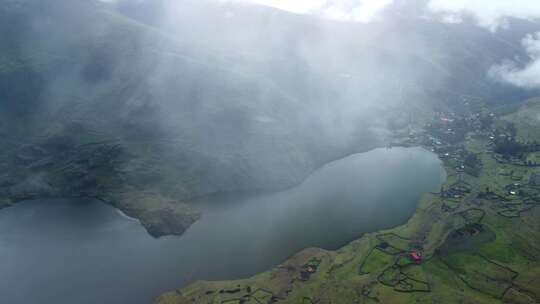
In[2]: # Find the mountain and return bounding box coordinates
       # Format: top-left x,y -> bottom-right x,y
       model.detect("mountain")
0,0 -> 538,236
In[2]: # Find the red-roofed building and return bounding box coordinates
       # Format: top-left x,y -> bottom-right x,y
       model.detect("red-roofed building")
410,251 -> 422,262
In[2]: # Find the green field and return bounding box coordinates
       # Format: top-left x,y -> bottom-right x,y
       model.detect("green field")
155,100 -> 540,304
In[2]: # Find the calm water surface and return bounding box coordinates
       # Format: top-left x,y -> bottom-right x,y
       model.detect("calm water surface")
0,147 -> 445,304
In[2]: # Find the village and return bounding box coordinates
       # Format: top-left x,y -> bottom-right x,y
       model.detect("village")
157,96 -> 540,303
300,96 -> 540,304
355,95 -> 540,300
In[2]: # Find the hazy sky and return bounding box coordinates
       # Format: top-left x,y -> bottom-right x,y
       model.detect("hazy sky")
232,0 -> 394,22
234,0 -> 540,28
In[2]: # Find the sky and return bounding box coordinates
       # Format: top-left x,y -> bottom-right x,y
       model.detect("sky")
233,0 -> 540,27
234,0 -> 394,22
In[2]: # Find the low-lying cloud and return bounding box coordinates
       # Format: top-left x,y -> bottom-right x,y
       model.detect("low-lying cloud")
428,0 -> 540,31
427,0 -> 540,89
489,31 -> 540,89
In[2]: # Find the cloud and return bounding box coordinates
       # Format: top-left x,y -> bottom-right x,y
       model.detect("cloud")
427,1 -> 540,88
234,0 -> 326,14
235,0 -> 394,22
489,32 -> 540,89
428,0 -> 540,31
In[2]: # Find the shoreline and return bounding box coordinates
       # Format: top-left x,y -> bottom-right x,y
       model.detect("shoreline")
154,101 -> 540,304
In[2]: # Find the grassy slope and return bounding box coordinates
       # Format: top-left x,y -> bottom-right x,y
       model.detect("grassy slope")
155,100 -> 540,303
3,0 -> 537,236
0,1 -> 202,233
501,97 -> 540,142
0,0 -> 342,201
0,1 -> 325,236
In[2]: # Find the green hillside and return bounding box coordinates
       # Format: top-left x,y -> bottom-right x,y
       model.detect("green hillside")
0,0 -> 538,238
155,98 -> 540,304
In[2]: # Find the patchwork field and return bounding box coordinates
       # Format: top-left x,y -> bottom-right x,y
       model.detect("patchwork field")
155,100 -> 540,304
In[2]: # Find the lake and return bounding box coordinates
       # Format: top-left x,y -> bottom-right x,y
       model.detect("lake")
0,147 -> 445,304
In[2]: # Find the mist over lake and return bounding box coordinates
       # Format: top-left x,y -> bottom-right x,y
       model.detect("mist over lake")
3,0 -> 540,303
0,147 -> 444,304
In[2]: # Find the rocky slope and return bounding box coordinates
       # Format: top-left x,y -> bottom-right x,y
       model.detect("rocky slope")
0,134 -> 200,237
